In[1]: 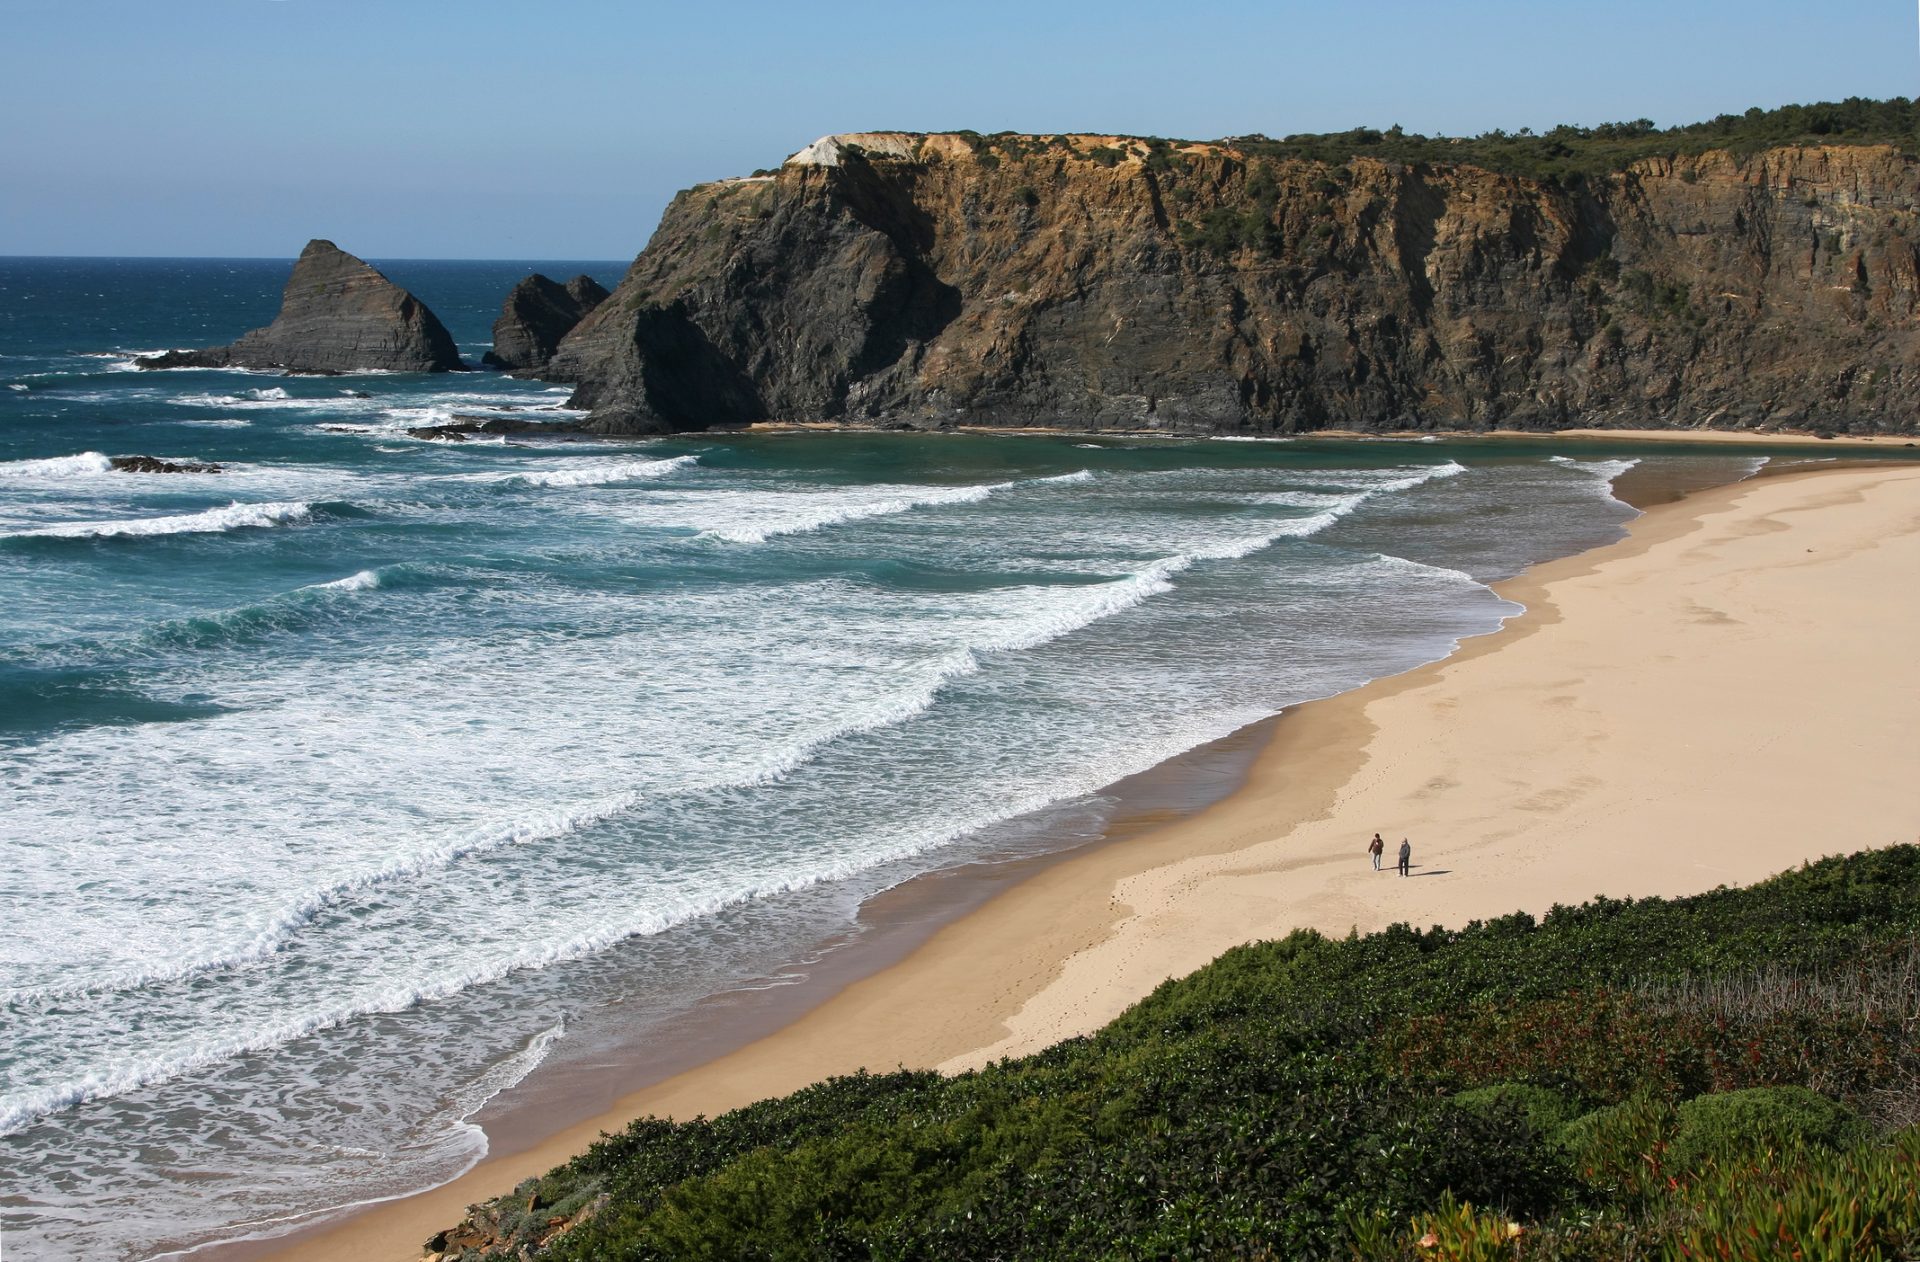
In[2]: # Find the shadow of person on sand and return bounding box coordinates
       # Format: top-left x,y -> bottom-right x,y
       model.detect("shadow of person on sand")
1406,866 -> 1451,877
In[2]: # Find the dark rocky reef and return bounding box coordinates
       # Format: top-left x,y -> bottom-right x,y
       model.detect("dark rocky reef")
483,274 -> 610,373
543,133 -> 1920,436
139,240 -> 467,375
405,416 -> 579,441
109,455 -> 224,473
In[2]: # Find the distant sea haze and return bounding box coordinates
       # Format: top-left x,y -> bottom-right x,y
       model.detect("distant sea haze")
0,257 -> 1772,1260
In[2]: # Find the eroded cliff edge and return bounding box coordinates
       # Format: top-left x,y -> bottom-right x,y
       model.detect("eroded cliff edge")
545,133 -> 1920,435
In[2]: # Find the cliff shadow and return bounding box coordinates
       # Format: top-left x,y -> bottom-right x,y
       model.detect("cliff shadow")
634,303 -> 766,427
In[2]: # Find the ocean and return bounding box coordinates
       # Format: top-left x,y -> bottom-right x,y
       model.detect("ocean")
0,256 -> 1839,1259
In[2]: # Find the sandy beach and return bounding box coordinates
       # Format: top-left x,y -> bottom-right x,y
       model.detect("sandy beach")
262,460 -> 1920,1262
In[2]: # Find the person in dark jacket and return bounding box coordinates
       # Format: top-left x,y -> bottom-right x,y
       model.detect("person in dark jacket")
1368,833 -> 1385,870
1397,837 -> 1412,877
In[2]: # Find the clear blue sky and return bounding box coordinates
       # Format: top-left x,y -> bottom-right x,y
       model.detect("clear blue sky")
4,0 -> 1916,259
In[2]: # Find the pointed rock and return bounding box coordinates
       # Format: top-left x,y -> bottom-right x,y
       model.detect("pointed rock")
565,274 -> 611,310
482,273 -> 610,373
139,240 -> 467,374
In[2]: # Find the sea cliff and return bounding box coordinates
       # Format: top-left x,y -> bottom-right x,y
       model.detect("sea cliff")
545,132 -> 1920,435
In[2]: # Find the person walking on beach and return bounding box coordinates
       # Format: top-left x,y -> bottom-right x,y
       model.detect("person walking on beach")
1368,833 -> 1385,870
1397,838 -> 1412,877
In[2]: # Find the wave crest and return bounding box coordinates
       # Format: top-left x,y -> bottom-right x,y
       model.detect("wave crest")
699,469 -> 1093,543
458,454 -> 700,489
2,501 -> 315,540
0,451 -> 116,478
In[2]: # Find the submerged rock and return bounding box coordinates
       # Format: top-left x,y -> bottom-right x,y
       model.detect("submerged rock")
138,240 -> 467,375
483,274 -> 610,373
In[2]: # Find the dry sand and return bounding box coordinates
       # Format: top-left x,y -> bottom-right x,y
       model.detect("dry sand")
264,462 -> 1920,1262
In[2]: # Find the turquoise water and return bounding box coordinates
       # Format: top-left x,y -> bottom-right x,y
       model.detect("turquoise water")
0,257 -> 1806,1259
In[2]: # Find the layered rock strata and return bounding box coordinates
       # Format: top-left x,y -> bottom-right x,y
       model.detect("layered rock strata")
545,133 -> 1920,435
483,274 -> 610,372
140,240 -> 466,374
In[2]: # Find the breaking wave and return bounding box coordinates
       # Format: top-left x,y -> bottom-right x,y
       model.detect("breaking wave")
456,454 -> 700,489
1,501 -> 316,540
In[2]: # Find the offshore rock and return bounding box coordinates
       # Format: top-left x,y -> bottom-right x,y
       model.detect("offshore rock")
482,274 -> 610,373
405,416 -> 574,441
545,133 -> 1920,435
109,455 -> 224,473
139,240 -> 467,374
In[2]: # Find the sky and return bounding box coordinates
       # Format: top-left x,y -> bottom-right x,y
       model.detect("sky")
4,0 -> 1918,259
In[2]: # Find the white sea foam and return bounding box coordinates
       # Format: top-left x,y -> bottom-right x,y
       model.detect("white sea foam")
1208,434 -> 1297,443
306,569 -> 382,593
177,417 -> 253,429
8,383 -> 27,392
0,451 -> 116,478
454,454 -> 700,488
0,514 -> 1204,1028
682,469 -> 1092,543
1366,460 -> 1468,493
0,978 -> 569,1139
170,390 -> 327,411
2,501 -> 314,540
1550,454 -> 1642,480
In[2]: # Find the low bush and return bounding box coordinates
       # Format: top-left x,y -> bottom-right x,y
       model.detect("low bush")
1667,1084 -> 1869,1170
1451,1082 -> 1582,1137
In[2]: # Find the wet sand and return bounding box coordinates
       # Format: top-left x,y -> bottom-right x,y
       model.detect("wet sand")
261,461 -> 1920,1262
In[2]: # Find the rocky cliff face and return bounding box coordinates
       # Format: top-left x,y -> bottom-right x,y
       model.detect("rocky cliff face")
546,133 -> 1920,435
483,273 -> 610,373
140,240 -> 467,374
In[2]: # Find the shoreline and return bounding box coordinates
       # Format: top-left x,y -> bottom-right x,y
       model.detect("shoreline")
257,459 -> 1920,1262
740,421 -> 1920,451
413,716 -> 1275,1168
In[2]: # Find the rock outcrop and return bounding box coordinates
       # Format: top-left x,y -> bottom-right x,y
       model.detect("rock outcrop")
109,455 -> 223,473
405,416 -> 573,441
544,133 -> 1920,435
139,240 -> 466,374
482,274 -> 610,373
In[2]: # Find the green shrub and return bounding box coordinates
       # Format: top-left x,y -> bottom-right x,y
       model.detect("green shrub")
1668,1085 -> 1869,1171
1557,1092 -> 1678,1201
1667,1128 -> 1920,1262
1452,1083 -> 1582,1136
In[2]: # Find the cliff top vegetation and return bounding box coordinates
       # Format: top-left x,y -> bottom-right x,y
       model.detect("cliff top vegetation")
1224,95 -> 1920,182
877,97 -> 1920,184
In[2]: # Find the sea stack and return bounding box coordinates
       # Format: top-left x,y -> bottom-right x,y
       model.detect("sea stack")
482,274 -> 610,373
139,240 -> 467,374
